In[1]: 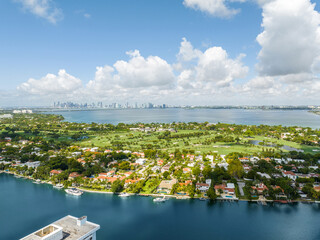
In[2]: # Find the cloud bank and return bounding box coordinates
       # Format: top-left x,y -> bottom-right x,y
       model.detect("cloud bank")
8,0 -> 320,106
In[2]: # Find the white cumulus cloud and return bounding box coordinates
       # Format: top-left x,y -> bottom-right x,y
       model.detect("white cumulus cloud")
176,38 -> 248,88
177,37 -> 202,62
256,0 -> 320,77
86,50 -> 175,97
14,0 -> 63,24
113,50 -> 175,88
18,69 -> 82,95
183,0 -> 246,18
196,48 -> 248,87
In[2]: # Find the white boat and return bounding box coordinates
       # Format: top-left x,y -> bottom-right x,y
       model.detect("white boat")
65,188 -> 83,196
153,196 -> 167,202
315,201 -> 320,204
33,179 -> 41,184
199,197 -> 207,201
118,192 -> 130,197
53,183 -> 64,189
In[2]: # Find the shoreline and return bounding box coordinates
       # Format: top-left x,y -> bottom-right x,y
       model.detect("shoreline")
1,171 -> 318,204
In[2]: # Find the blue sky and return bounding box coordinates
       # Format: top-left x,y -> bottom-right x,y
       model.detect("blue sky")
0,0 -> 320,106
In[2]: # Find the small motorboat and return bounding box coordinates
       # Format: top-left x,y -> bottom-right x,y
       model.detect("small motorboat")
153,196 -> 167,202
33,179 -> 41,184
53,183 -> 64,189
118,192 -> 130,197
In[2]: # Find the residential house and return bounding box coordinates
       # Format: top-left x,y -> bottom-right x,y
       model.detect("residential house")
243,164 -> 252,173
183,168 -> 191,174
257,172 -> 271,179
205,179 -> 212,186
239,157 -> 249,163
314,185 -> 320,192
214,183 -> 235,195
106,171 -> 115,177
98,173 -> 108,178
250,157 -> 260,163
225,183 -> 235,195
136,158 -> 147,165
251,183 -> 268,195
69,172 -> 81,180
281,133 -> 291,139
151,166 -> 161,172
50,169 -> 63,177
161,164 -> 171,173
124,179 -> 140,187
157,179 -> 178,194
157,159 -> 164,166
196,183 -> 210,193
282,171 -> 297,181
124,171 -> 133,177
179,180 -> 192,187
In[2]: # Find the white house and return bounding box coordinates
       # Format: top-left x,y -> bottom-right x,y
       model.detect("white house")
21,215 -> 100,240
0,114 -> 13,119
205,179 -> 212,186
257,172 -> 271,179
217,162 -> 229,170
250,157 -> 260,163
187,162 -> 195,167
206,155 -> 214,162
196,183 -> 210,192
309,166 -> 319,170
136,158 -> 147,165
282,171 -> 297,181
151,166 -> 161,172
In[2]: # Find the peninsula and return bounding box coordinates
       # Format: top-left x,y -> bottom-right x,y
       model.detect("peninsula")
1,113 -> 320,202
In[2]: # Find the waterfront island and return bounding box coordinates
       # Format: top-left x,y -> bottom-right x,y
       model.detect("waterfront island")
1,113 -> 320,203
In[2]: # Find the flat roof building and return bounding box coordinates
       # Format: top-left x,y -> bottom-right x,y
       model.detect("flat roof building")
21,215 -> 100,240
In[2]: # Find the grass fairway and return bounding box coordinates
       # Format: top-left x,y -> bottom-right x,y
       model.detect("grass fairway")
75,129 -> 320,155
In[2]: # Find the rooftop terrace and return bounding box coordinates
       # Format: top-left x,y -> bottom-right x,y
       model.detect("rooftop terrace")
21,215 -> 100,240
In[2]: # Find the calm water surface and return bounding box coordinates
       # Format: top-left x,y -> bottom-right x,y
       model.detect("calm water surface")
1,174 -> 320,240
43,109 -> 320,128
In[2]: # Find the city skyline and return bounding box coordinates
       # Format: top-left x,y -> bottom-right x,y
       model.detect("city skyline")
0,0 -> 320,107
53,101 -> 169,109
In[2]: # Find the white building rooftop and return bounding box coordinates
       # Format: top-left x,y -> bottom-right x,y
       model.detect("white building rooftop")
21,215 -> 100,240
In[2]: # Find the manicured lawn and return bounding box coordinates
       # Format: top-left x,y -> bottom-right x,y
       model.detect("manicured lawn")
71,129 -> 320,155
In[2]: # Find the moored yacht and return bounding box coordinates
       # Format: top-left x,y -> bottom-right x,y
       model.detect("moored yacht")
33,179 -> 41,184
118,192 -> 130,197
53,183 -> 64,189
65,188 -> 83,196
153,196 -> 167,202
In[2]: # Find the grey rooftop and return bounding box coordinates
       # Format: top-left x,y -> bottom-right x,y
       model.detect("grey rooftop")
21,215 -> 100,240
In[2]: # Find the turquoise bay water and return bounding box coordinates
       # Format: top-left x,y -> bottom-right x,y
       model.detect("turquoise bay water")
44,109 -> 320,128
1,174 -> 320,240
